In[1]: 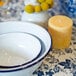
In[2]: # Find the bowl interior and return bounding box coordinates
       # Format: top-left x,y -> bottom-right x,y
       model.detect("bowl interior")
0,32 -> 41,66
0,21 -> 52,71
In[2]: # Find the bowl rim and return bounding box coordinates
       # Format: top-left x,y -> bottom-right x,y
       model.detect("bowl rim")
0,32 -> 42,68
0,21 -> 52,72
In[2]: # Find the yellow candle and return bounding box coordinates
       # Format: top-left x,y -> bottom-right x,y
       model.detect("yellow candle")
48,15 -> 73,49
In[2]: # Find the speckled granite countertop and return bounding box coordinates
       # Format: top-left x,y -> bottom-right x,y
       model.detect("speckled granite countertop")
0,0 -> 76,76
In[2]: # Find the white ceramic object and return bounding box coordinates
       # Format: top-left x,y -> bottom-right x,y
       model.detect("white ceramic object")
21,11 -> 50,28
0,21 -> 52,76
21,0 -> 50,29
0,32 -> 41,66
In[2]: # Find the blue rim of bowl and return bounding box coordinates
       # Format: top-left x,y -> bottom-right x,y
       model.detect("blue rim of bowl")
0,32 -> 42,69
0,31 -> 52,72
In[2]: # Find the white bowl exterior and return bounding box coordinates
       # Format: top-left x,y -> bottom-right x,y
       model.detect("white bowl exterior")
0,61 -> 42,76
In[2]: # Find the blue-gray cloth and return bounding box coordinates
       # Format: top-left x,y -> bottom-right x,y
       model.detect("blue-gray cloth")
49,0 -> 76,25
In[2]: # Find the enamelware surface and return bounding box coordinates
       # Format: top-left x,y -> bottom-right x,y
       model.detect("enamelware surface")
0,21 -> 52,76
0,32 -> 41,67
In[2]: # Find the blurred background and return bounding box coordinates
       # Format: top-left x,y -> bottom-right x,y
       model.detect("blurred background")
0,0 -> 76,25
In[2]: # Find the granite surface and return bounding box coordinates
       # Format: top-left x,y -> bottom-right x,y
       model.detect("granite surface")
0,0 -> 76,76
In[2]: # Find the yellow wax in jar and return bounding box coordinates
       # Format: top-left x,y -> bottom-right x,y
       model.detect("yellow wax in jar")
48,15 -> 73,49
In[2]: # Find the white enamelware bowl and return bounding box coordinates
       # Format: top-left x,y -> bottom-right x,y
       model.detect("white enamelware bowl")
0,32 -> 41,67
0,21 -> 52,76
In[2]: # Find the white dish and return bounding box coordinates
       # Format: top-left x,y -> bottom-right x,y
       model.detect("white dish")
0,21 -> 52,76
0,32 -> 41,67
